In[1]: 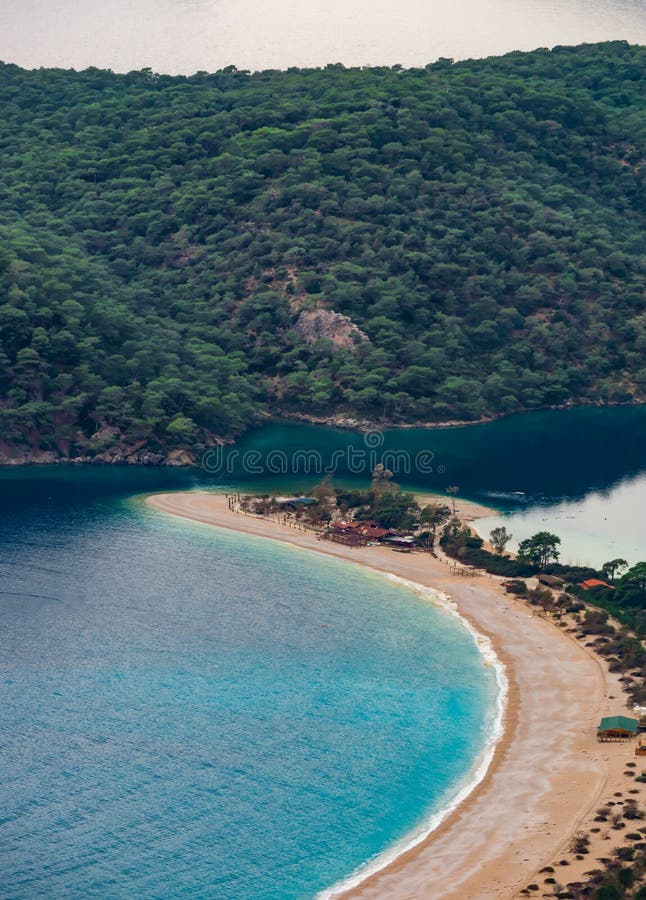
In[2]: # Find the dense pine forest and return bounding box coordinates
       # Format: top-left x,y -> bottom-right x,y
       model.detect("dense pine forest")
0,42 -> 645,460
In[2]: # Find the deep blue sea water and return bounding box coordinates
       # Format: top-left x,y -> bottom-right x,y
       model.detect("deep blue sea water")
0,470 -> 497,899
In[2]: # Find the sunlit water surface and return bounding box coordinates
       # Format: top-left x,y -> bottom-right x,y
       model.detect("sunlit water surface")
1,0 -> 645,73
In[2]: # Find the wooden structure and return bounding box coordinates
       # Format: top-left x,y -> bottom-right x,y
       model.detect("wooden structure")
321,520 -> 418,549
635,740 -> 646,757
597,715 -> 639,741
321,529 -> 368,547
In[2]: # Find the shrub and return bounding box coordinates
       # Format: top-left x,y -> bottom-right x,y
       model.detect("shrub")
505,579 -> 528,596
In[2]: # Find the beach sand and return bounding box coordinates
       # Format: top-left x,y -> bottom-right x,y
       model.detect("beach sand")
414,492 -> 496,522
146,491 -> 638,900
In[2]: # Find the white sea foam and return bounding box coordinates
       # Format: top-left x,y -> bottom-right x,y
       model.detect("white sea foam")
317,574 -> 508,900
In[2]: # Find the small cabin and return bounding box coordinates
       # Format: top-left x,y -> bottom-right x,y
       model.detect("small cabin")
580,578 -> 615,591
386,535 -> 415,546
597,715 -> 639,741
323,526 -> 368,547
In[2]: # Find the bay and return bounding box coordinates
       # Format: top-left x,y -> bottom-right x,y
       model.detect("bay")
0,469 -> 497,899
0,0 -> 645,74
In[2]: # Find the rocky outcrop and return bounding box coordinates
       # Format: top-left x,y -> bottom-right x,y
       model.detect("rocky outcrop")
0,442 -> 59,465
0,418 -> 242,467
165,449 -> 196,467
0,441 -> 199,467
273,410 -> 379,431
294,309 -> 369,351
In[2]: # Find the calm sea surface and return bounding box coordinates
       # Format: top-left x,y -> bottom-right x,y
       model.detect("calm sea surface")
1,0 -> 645,73
0,469 -> 497,899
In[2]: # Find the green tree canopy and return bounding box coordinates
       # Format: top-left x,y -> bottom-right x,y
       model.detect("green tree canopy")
517,531 -> 561,569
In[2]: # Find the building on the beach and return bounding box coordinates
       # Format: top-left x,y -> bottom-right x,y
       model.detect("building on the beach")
579,578 -> 615,591
321,530 -> 368,547
355,525 -> 389,540
321,522 -> 400,547
597,715 -> 639,741
386,535 -> 416,552
386,534 -> 415,546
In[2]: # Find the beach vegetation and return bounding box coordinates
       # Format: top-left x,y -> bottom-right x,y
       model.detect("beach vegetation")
580,609 -> 613,635
602,560 -> 630,584
618,565 -> 646,606
419,503 -> 450,534
440,524 -> 534,575
525,586 -> 555,610
593,884 -> 621,899
571,832 -> 591,855
356,481 -> 420,530
517,531 -> 561,569
309,477 -> 336,502
618,867 -> 635,890
446,486 -> 460,515
489,525 -> 513,555
504,579 -> 528,595
573,564 -> 646,640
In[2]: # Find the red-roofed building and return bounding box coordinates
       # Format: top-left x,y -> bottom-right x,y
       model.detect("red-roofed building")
579,578 -> 615,591
356,526 -> 389,540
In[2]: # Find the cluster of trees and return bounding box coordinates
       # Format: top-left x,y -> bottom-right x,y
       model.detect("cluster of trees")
574,561 -> 646,635
0,42 -> 645,455
442,522 -> 538,576
593,869 -> 646,900
334,466 -> 449,532
245,469 -> 449,533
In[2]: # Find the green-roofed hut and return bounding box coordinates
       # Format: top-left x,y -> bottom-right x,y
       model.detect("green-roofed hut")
597,715 -> 639,741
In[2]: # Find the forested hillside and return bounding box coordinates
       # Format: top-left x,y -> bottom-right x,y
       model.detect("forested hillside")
0,42 -> 645,460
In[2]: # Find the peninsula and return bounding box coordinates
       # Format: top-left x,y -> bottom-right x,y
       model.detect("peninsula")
147,490 -> 643,899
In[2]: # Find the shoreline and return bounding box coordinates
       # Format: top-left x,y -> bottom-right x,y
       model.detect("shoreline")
272,398 -> 646,435
318,575 -> 509,899
145,490 -> 632,900
2,399 -> 646,469
414,491 -> 496,521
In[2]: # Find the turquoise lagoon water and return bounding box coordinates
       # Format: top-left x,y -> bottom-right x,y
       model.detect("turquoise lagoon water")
0,469 -> 499,899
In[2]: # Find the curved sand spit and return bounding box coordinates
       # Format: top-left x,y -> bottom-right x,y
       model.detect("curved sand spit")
146,491 -> 631,900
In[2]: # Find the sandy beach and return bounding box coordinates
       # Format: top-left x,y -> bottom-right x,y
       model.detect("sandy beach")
415,492 -> 495,522
146,490 -> 638,900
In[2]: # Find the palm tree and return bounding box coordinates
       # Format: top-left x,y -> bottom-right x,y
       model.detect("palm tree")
446,485 -> 460,515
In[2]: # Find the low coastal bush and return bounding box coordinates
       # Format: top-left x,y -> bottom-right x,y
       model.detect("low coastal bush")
440,525 -> 535,576
505,579 -> 528,596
